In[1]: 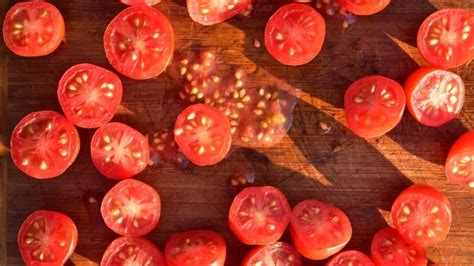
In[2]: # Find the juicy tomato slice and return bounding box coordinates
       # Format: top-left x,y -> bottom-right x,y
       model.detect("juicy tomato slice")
326,250 -> 374,266
104,5 -> 174,80
58,64 -> 123,129
164,230 -> 226,266
120,0 -> 161,6
10,111 -> 80,179
90,122 -> 150,179
417,9 -> 474,69
18,210 -> 78,266
243,242 -> 302,266
265,3 -> 326,66
101,236 -> 165,266
337,0 -> 390,16
174,104 -> 232,166
3,1 -> 64,57
187,0 -> 252,25
391,184 -> 452,247
371,228 -> 427,266
446,131 -> 474,187
290,199 -> 352,260
405,67 -> 464,127
101,179 -> 161,237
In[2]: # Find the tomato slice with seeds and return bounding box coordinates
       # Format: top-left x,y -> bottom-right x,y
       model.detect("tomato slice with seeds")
243,242 -> 302,266
18,210 -> 78,266
3,1 -> 65,57
104,5 -> 174,80
10,111 -> 80,179
164,230 -> 226,266
344,76 -> 405,138
58,64 -> 123,129
446,131 -> 474,188
371,228 -> 427,266
120,0 -> 161,6
337,0 -> 390,16
187,0 -> 252,26
326,250 -> 374,266
391,184 -> 452,247
417,9 -> 474,69
290,199 -> 352,260
101,236 -> 166,266
228,186 -> 291,245
91,122 -> 150,179
405,67 -> 464,127
174,104 -> 232,166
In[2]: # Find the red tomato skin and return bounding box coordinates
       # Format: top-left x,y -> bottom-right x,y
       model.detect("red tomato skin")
325,250 -> 375,266
101,236 -> 166,266
242,242 -> 302,266
445,131 -> 474,187
120,0 -> 161,5
337,0 -> 390,16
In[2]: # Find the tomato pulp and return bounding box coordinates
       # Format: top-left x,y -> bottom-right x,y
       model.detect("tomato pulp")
325,250 -> 374,266
243,242 -> 302,266
101,236 -> 166,265
446,131 -> 474,188
337,0 -> 391,16
120,0 -> 161,6
187,0 -> 253,25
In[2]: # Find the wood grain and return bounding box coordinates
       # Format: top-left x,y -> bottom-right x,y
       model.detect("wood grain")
2,0 -> 474,265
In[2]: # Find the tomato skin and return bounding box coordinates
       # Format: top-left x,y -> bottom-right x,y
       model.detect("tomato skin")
101,236 -> 166,266
325,250 -> 374,266
337,0 -> 390,16
445,131 -> 474,187
242,242 -> 302,266
120,0 -> 161,5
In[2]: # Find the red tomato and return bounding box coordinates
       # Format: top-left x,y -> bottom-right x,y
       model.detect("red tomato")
417,9 -> 474,69
10,111 -> 80,179
18,210 -> 78,265
290,199 -> 352,260
104,5 -> 174,80
164,230 -> 226,266
326,250 -> 374,266
391,184 -> 452,247
405,67 -> 464,127
228,186 -> 291,245
120,0 -> 161,6
90,122 -> 150,179
337,0 -> 390,16
3,1 -> 65,57
101,179 -> 161,237
242,242 -> 302,266
101,236 -> 165,265
371,228 -> 427,266
265,3 -> 326,66
344,76 -> 405,138
174,104 -> 232,166
446,131 -> 474,187
58,64 -> 123,129
187,0 -> 252,25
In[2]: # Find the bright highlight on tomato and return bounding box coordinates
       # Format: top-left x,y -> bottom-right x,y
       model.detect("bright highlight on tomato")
446,131 -> 474,188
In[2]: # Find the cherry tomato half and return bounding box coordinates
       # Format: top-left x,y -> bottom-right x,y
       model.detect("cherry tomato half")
18,210 -> 78,265
120,0 -> 161,6
10,111 -> 80,179
101,236 -> 166,266
446,131 -> 474,188
337,0 -> 390,16
187,0 -> 252,25
243,242 -> 302,266
325,250 -> 374,266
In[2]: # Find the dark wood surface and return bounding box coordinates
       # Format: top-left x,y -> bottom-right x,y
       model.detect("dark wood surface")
1,0 -> 474,265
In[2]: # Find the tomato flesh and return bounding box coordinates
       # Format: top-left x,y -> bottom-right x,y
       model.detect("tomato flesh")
446,131 -> 474,187
326,250 -> 374,266
187,0 -> 252,25
101,236 -> 165,266
337,0 -> 390,16
10,111 -> 80,179
243,242 -> 302,266
120,0 -> 161,6
18,210 -> 78,266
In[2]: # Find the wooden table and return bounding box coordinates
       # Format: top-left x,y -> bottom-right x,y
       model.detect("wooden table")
1,0 -> 473,265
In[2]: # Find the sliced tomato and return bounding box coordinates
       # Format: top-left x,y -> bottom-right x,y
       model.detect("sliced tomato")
164,230 -> 226,266
120,0 -> 161,6
18,210 -> 78,265
344,75 -> 405,138
446,131 -> 474,188
290,199 -> 352,260
391,184 -> 452,247
187,0 -> 252,25
58,64 -> 123,128
337,0 -> 390,16
265,3 -> 326,66
228,186 -> 291,245
326,250 -> 374,266
104,5 -> 174,80
101,236 -> 165,266
371,227 -> 427,266
90,122 -> 150,179
417,9 -> 474,69
243,242 -> 302,266
10,111 -> 80,179
405,67 -> 464,127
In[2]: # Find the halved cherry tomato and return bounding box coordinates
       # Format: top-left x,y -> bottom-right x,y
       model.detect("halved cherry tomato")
243,242 -> 302,266
290,199 -> 352,260
337,0 -> 390,16
101,236 -> 165,266
405,67 -> 464,127
326,250 -> 374,266
344,76 -> 405,138
120,0 -> 161,6
3,1 -> 65,57
174,104 -> 232,166
228,186 -> 291,245
104,5 -> 174,80
101,179 -> 161,237
10,111 -> 80,179
164,230 -> 226,266
391,184 -> 452,247
371,227 -> 427,266
265,3 -> 326,66
446,131 -> 474,188
18,210 -> 78,265
58,64 -> 123,128
417,9 -> 474,69
90,122 -> 150,179
187,0 -> 252,25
